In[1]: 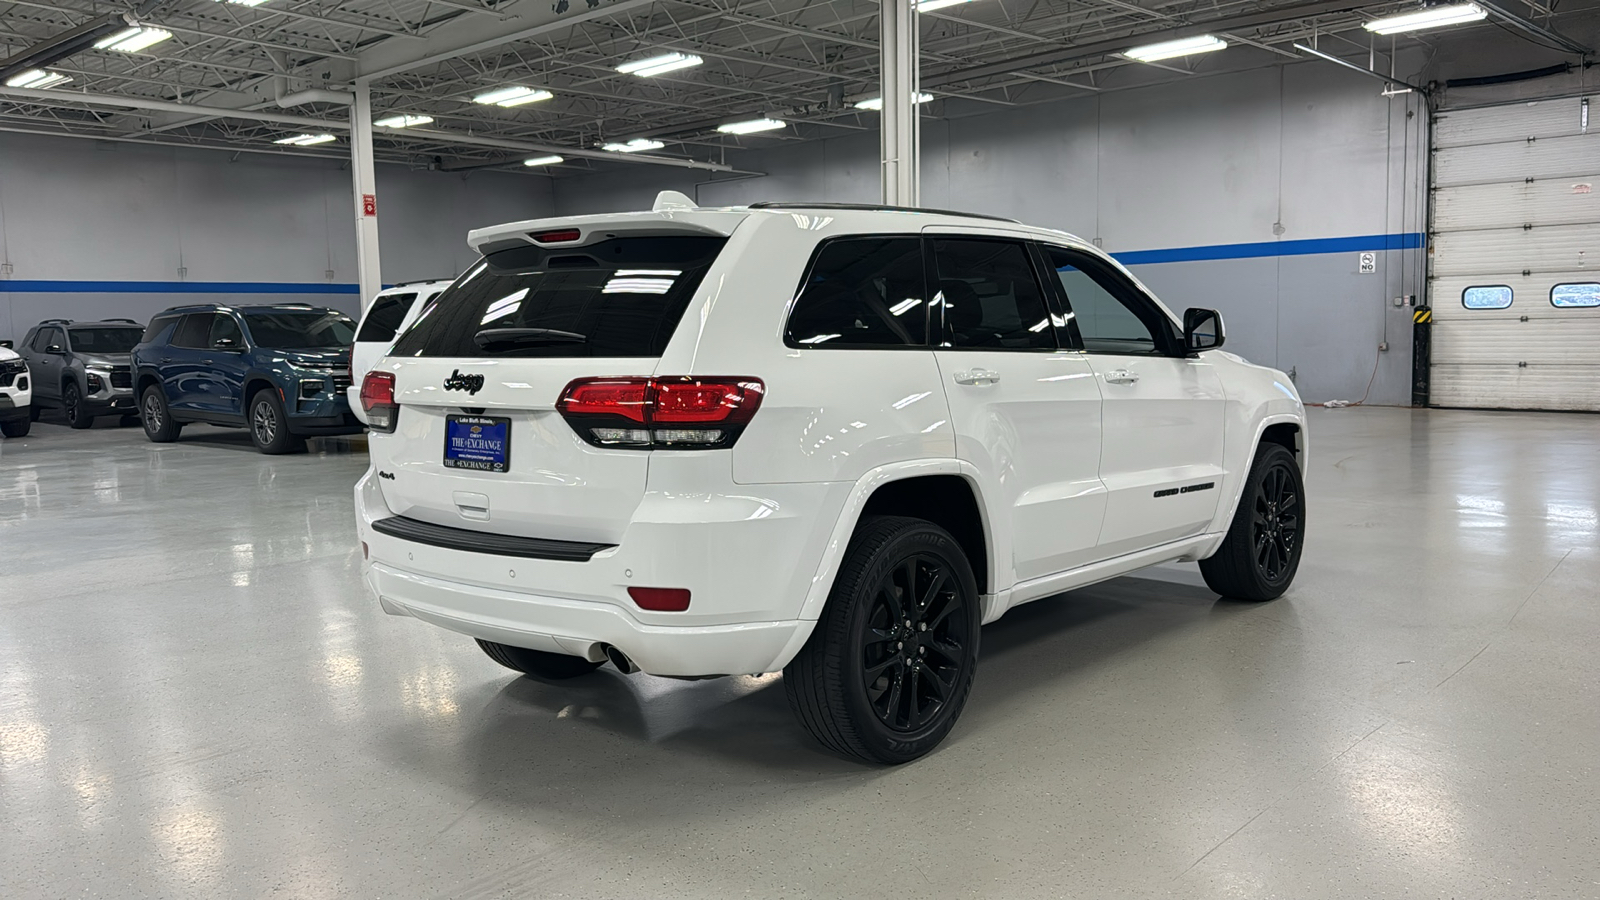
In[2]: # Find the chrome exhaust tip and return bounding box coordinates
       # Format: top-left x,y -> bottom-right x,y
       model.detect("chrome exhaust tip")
603,644 -> 640,675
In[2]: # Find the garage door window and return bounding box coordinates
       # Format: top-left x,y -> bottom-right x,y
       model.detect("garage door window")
1550,283 -> 1600,308
1462,285 -> 1513,309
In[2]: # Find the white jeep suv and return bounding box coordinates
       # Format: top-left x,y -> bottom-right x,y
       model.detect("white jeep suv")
355,196 -> 1307,763
0,342 -> 33,438
348,280 -> 454,424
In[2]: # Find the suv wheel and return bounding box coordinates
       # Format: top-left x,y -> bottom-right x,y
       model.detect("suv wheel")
1199,443 -> 1305,601
476,639 -> 606,679
248,389 -> 305,455
140,386 -> 182,443
63,381 -> 92,429
785,515 -> 980,764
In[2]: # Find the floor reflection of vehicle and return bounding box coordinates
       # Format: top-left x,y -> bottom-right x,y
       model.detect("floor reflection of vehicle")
132,304 -> 362,454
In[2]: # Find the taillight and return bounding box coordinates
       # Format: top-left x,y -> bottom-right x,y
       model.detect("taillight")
628,587 -> 691,612
360,371 -> 398,433
557,376 -> 763,450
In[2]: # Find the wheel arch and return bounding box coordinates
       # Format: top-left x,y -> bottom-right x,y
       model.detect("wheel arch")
134,369 -> 163,398
242,375 -> 280,407
795,460 -> 996,625
1202,413 -> 1306,558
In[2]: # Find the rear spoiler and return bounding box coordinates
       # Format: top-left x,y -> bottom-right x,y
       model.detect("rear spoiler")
467,200 -> 743,256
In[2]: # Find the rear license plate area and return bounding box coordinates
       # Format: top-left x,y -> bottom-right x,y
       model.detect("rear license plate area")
443,414 -> 512,473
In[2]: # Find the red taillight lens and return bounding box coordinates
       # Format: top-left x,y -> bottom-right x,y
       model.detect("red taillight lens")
531,228 -> 581,243
360,371 -> 398,433
628,587 -> 691,612
556,376 -> 764,450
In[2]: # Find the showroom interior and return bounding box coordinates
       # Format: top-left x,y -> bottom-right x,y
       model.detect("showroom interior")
1,0 -> 1598,894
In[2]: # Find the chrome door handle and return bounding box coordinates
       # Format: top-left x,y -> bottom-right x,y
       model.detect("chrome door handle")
953,368 -> 1001,386
1103,369 -> 1140,385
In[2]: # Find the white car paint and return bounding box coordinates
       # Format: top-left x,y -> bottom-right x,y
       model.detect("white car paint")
0,344 -> 33,436
354,202 -> 1306,677
345,280 -> 453,424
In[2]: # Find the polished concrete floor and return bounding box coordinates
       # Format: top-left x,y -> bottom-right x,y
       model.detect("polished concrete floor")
1,407 -> 1597,899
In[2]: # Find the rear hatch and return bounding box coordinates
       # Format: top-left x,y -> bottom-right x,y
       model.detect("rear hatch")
370,214 -> 742,545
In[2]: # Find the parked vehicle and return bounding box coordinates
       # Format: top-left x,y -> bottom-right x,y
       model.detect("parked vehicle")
354,196 -> 1308,763
0,342 -> 31,438
132,304 -> 362,454
16,319 -> 143,428
348,279 -> 454,424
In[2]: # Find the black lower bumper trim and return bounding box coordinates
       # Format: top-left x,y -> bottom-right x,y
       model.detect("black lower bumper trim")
370,516 -> 614,562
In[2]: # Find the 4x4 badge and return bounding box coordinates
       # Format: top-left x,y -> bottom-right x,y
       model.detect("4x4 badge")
443,369 -> 485,395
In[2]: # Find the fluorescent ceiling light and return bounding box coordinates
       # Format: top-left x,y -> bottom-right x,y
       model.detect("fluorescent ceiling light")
716,117 -> 785,135
616,52 -> 703,77
854,92 -> 934,111
1123,34 -> 1227,62
523,155 -> 564,166
473,86 -> 553,107
5,69 -> 72,89
916,0 -> 979,11
275,133 -> 336,146
215,0 -> 271,6
1363,3 -> 1486,35
94,26 -> 173,53
374,114 -> 433,128
602,138 -> 665,153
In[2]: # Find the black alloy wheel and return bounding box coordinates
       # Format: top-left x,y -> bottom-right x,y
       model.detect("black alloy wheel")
64,381 -> 91,429
1199,443 -> 1306,601
786,515 -> 981,764
861,555 -> 972,732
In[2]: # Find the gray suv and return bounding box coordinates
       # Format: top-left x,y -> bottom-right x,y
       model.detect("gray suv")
18,319 -> 143,428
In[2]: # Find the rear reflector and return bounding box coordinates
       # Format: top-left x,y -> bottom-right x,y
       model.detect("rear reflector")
360,371 -> 398,433
628,587 -> 691,611
557,376 -> 763,450
532,228 -> 581,243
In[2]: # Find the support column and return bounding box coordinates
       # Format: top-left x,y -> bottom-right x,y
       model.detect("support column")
351,79 -> 382,309
879,0 -> 919,206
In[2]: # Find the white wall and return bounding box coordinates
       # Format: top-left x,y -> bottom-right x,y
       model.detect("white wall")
0,133 -> 554,339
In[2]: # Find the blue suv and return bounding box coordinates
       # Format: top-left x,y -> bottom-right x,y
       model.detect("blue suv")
131,304 -> 363,454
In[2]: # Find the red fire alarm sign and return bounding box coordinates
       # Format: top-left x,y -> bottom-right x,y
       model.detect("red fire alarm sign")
362,193 -> 377,217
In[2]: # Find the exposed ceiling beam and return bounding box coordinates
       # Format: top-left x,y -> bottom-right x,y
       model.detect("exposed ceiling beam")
1476,0 -> 1591,55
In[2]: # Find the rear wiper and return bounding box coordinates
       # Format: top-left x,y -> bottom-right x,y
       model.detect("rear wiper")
473,327 -> 588,350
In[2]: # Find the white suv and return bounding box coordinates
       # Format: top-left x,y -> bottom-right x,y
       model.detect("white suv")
0,343 -> 32,438
355,196 -> 1307,763
347,280 -> 454,424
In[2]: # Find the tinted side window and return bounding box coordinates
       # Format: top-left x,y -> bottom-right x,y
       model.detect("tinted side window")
142,315 -> 180,344
933,239 -> 1055,350
357,293 -> 416,342
209,314 -> 243,348
170,314 -> 213,349
786,237 -> 927,347
1043,246 -> 1170,356
31,328 -> 57,352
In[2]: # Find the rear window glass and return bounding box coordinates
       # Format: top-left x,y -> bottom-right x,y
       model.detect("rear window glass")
1550,283 -> 1600,308
358,293 -> 416,342
1462,285 -> 1512,309
391,236 -> 726,358
242,311 -> 355,350
68,327 -> 142,353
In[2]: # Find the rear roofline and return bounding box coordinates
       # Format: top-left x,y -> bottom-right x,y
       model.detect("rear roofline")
468,210 -> 749,255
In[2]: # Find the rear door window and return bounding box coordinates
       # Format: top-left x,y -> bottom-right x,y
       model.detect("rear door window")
357,293 -> 416,342
785,237 -> 928,347
932,238 -> 1057,350
170,315 -> 212,349
392,236 -> 727,358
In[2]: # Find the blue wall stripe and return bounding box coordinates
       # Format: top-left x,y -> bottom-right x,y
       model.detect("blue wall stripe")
0,232 -> 1426,293
1112,232 -> 1424,267
0,280 -> 361,294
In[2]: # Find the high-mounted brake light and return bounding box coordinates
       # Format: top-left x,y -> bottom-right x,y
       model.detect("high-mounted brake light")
557,376 -> 763,450
531,229 -> 581,243
361,371 -> 398,433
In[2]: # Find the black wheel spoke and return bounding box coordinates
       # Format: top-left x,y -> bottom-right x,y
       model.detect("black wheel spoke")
904,667 -> 923,728
924,637 -> 962,666
864,655 -> 899,683
856,543 -> 972,735
921,664 -> 953,703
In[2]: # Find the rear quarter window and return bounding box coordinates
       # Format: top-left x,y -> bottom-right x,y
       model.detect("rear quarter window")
785,236 -> 928,348
358,293 -> 416,342
391,236 -> 727,358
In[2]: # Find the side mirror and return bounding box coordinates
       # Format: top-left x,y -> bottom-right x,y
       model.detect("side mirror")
47,344 -> 63,354
214,337 -> 239,350
1184,308 -> 1225,352
0,339 -> 11,349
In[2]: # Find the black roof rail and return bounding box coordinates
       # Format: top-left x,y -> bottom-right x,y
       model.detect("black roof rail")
745,201 -> 1019,224
391,278 -> 452,288
39,318 -> 73,325
101,318 -> 140,324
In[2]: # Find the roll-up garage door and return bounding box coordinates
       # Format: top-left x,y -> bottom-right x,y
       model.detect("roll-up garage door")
1429,97 -> 1600,411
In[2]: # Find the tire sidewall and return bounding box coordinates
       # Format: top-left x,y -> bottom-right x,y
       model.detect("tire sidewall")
831,523 -> 981,763
140,386 -> 171,440
1243,444 -> 1305,593
250,390 -> 286,453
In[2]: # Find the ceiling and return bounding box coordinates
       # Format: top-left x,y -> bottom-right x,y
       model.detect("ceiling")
0,0 -> 1591,176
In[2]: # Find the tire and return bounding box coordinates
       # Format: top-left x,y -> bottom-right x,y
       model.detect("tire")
784,515 -> 981,765
0,417 -> 28,438
29,405 -> 40,422
139,386 -> 182,443
476,639 -> 605,679
63,381 -> 92,429
1199,443 -> 1306,601
248,388 -> 305,455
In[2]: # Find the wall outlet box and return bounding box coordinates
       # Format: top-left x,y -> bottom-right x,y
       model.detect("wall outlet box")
1378,342 -> 1389,352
